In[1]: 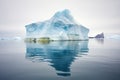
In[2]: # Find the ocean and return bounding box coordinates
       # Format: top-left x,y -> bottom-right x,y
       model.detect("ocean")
0,38 -> 120,80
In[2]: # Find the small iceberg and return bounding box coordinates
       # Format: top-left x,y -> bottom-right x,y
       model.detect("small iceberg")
106,34 -> 120,40
95,33 -> 104,38
0,37 -> 22,41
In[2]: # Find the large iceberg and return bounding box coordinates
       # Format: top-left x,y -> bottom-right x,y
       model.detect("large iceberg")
25,9 -> 89,40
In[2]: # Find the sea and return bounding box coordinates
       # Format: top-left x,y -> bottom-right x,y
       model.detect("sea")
0,38 -> 120,80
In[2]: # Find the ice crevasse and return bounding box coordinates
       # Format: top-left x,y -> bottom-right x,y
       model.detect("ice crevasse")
25,9 -> 89,40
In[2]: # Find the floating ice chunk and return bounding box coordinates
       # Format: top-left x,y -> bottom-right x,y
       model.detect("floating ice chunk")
13,37 -> 22,40
0,37 -> 22,40
106,34 -> 120,40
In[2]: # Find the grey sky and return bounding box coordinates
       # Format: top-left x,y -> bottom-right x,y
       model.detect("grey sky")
0,0 -> 120,36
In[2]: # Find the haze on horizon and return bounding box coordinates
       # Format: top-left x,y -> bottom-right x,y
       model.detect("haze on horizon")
0,0 -> 120,37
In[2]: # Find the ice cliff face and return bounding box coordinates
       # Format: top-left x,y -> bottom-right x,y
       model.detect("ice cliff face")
25,9 -> 89,40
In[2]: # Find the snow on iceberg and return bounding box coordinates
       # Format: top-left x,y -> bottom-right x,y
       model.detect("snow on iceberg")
25,9 -> 89,40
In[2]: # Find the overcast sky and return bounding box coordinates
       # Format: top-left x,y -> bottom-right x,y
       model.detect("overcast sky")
0,0 -> 120,36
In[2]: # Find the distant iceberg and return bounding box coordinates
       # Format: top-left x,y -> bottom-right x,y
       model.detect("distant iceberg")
106,34 -> 120,40
95,33 -> 104,38
25,9 -> 89,40
0,37 -> 22,40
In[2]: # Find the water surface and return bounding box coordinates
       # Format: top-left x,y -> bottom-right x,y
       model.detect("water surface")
0,39 -> 120,80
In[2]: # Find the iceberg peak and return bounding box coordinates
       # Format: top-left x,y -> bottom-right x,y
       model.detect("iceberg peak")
53,9 -> 71,17
52,9 -> 75,24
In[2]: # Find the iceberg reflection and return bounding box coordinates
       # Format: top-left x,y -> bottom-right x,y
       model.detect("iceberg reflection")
95,38 -> 104,44
25,41 -> 89,77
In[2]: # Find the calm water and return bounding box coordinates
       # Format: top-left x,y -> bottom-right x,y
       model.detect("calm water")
0,39 -> 120,80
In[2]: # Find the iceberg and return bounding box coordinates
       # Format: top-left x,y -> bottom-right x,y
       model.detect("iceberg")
25,9 -> 89,40
0,37 -> 22,40
95,33 -> 104,38
106,34 -> 120,40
